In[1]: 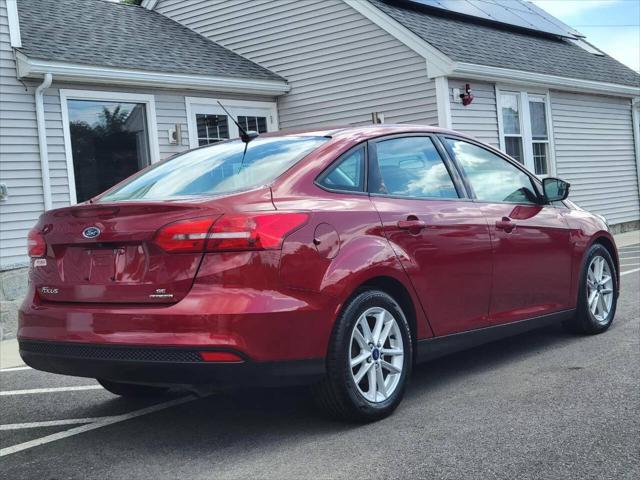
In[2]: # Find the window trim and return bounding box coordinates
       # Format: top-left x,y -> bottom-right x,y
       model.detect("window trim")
441,134 -> 545,206
60,89 -> 161,205
314,143 -> 369,196
185,97 -> 278,148
495,86 -> 556,177
366,133 -> 468,202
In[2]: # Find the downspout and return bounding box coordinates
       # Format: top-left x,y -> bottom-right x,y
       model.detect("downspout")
35,73 -> 53,211
632,98 -> 640,210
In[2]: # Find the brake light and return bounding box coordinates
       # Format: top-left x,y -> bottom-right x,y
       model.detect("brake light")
154,218 -> 215,253
27,228 -> 46,258
206,213 -> 308,252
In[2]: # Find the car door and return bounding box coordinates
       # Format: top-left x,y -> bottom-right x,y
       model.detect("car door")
443,137 -> 573,326
368,135 -> 494,336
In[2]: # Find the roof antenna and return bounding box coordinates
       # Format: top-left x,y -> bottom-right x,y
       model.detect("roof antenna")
217,101 -> 259,144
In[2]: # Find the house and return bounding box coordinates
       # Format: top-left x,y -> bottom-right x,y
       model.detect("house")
0,0 -> 638,338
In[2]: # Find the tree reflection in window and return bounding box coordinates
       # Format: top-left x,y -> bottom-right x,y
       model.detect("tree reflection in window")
68,100 -> 150,202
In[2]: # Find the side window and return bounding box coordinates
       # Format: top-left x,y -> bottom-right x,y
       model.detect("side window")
445,138 -> 538,204
371,137 -> 458,199
317,146 -> 365,192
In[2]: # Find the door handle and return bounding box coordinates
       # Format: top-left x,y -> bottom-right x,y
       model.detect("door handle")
495,216 -> 516,233
397,218 -> 426,231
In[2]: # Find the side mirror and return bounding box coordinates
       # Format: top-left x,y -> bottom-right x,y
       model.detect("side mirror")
543,177 -> 570,202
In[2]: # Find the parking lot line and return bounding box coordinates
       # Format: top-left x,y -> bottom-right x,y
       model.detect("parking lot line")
1,417 -> 112,431
0,385 -> 103,396
0,366 -> 30,372
0,395 -> 199,457
621,268 -> 640,276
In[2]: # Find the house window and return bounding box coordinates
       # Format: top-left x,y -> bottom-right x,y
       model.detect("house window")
196,114 -> 230,146
529,95 -> 550,175
66,99 -> 151,203
237,116 -> 268,134
500,93 -> 524,164
498,90 -> 553,176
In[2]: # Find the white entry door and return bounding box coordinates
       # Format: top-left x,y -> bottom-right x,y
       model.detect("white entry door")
186,98 -> 278,148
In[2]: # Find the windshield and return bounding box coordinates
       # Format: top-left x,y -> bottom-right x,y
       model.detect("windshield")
98,136 -> 328,202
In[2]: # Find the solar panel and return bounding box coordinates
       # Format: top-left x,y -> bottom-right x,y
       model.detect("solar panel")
403,0 -> 583,39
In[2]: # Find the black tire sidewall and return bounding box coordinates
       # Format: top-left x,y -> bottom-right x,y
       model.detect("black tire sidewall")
328,290 -> 413,420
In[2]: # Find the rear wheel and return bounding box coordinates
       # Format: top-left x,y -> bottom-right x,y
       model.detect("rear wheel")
564,244 -> 617,334
98,379 -> 170,397
313,290 -> 412,422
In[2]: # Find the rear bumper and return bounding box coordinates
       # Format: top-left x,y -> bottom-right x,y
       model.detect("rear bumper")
19,340 -> 324,387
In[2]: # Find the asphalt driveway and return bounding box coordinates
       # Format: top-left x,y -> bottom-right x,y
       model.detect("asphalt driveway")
1,245 -> 638,479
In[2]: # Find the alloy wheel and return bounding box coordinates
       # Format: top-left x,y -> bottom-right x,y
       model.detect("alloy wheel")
349,307 -> 405,403
586,255 -> 614,324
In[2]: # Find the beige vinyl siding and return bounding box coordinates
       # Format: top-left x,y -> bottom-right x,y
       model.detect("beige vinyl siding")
0,0 -> 42,268
449,79 -> 499,147
551,91 -> 640,225
156,0 -> 439,128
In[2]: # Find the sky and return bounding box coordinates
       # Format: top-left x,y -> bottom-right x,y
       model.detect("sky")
532,0 -> 640,72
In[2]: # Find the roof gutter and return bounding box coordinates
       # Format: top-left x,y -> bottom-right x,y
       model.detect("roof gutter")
35,73 -> 53,212
16,53 -> 290,96
452,62 -> 640,98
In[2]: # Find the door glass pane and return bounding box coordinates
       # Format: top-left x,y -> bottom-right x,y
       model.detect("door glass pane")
446,139 -> 537,204
504,136 -> 524,164
237,116 -> 268,134
533,142 -> 548,175
318,147 -> 365,192
501,93 -> 520,135
529,100 -> 548,140
196,114 -> 229,146
373,137 -> 458,198
67,99 -> 151,203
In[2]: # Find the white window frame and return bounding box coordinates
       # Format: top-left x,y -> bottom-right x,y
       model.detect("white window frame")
185,97 -> 279,148
60,89 -> 160,204
496,86 -> 556,177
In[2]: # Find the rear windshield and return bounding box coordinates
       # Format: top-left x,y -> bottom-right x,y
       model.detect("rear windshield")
98,136 -> 328,202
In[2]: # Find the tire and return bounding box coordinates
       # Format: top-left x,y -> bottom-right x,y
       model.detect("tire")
313,289 -> 413,422
97,379 -> 170,397
564,243 -> 618,335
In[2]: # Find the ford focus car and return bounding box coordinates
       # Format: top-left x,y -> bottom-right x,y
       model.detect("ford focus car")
19,125 -> 619,422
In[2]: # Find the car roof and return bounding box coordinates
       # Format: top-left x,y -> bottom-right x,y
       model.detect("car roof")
263,124 -> 473,142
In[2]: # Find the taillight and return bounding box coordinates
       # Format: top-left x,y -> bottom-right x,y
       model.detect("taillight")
154,218 -> 215,253
27,228 -> 46,258
206,212 -> 308,252
154,213 -> 308,253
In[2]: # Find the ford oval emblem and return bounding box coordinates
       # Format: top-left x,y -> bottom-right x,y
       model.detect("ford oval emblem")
82,226 -> 101,239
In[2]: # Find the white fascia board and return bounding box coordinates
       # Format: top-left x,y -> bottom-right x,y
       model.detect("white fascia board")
452,62 -> 640,98
343,0 -> 453,78
16,53 -> 290,96
434,76 -> 452,129
141,0 -> 158,9
6,0 -> 22,48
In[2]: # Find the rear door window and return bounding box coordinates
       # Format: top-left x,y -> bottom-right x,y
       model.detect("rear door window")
370,136 -> 459,199
445,138 -> 538,204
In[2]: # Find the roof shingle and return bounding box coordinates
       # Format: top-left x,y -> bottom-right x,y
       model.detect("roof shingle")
17,0 -> 285,82
371,0 -> 640,88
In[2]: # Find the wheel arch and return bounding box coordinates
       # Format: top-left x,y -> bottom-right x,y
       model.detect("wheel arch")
589,233 -> 620,288
358,276 -> 418,352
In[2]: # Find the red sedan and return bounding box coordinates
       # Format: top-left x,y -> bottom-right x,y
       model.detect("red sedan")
19,125 -> 619,422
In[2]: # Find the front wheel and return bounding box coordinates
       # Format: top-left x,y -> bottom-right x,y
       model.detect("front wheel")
313,290 -> 413,422
564,244 -> 618,334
